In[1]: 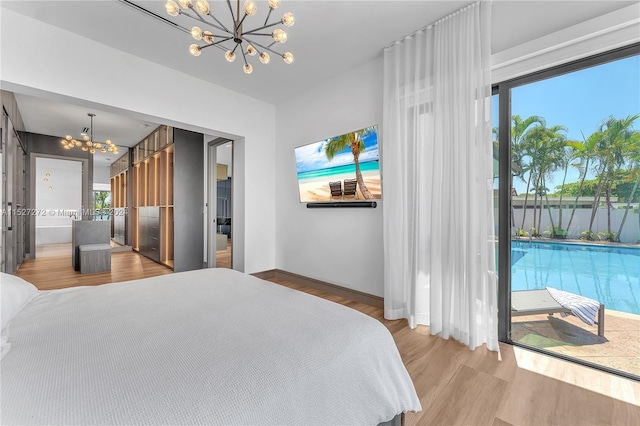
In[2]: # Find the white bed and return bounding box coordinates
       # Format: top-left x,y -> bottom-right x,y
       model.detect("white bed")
0,268 -> 421,425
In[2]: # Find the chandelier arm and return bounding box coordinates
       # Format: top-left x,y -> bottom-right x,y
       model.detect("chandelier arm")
226,0 -> 236,25
207,12 -> 232,34
249,32 -> 276,37
187,4 -> 205,22
199,37 -> 233,50
263,7 -> 273,27
236,13 -> 249,32
242,21 -> 281,36
243,37 -> 284,57
179,9 -> 231,34
240,45 -> 249,65
206,22 -> 229,34
207,36 -> 234,48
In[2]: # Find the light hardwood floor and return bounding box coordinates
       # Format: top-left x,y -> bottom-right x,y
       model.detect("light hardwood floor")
215,237 -> 232,269
16,253 -> 640,425
17,251 -> 172,290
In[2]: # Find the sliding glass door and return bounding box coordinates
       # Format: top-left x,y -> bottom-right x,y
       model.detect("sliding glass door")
495,45 -> 640,379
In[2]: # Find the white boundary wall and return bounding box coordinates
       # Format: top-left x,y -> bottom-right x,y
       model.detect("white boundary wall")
510,206 -> 640,243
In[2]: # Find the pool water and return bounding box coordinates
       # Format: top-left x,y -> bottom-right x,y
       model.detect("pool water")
511,241 -> 640,315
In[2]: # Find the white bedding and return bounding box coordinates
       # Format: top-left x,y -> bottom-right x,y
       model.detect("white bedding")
1,268 -> 421,425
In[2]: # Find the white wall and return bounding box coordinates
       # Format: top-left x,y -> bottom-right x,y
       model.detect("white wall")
93,165 -> 110,186
1,9 -> 276,274
276,58 -> 385,296
35,157 -> 82,244
512,207 -> 640,244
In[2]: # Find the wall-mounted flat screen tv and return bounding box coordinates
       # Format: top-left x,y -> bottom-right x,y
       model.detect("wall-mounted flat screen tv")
294,125 -> 382,203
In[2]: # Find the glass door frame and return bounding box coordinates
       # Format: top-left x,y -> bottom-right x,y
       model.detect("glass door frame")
495,42 -> 640,380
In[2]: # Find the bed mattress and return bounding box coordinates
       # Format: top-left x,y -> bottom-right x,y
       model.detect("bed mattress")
1,268 -> 420,425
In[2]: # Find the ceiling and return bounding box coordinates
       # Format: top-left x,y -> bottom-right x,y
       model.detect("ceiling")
1,0 -> 636,168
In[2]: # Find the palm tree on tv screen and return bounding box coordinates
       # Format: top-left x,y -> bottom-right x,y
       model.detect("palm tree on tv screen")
324,126 -> 375,199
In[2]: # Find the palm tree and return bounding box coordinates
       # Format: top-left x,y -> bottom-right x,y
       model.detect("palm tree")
511,115 -> 546,233
589,115 -> 639,240
615,119 -> 640,240
554,137 -> 581,233
521,123 -> 567,236
533,125 -> 569,235
565,130 -> 601,235
324,126 -> 376,199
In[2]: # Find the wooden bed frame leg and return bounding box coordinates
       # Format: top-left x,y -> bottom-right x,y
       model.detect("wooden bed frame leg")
597,304 -> 605,337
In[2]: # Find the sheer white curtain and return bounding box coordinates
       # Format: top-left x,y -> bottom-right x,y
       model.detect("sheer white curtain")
382,1 -> 498,351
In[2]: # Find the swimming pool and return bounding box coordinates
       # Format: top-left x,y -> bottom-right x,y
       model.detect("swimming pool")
511,241 -> 640,315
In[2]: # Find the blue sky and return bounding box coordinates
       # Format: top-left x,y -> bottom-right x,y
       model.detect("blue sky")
295,126 -> 379,174
492,54 -> 640,194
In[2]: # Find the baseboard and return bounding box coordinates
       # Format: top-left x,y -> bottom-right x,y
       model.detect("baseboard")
253,269 -> 383,309
251,270 -> 276,280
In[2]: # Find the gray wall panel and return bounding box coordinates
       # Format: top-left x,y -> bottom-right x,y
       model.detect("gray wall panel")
173,128 -> 204,272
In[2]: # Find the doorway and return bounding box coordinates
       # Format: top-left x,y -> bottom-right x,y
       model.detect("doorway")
207,139 -> 233,268
1,110 -> 27,273
34,157 -> 83,257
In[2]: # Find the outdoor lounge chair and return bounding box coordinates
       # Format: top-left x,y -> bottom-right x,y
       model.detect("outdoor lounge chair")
512,288 -> 605,337
329,181 -> 343,198
343,178 -> 357,198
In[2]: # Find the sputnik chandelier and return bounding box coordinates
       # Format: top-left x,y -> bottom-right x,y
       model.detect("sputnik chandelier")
165,0 -> 295,74
61,113 -> 119,155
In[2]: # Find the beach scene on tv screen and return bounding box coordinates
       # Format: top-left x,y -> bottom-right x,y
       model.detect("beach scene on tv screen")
295,125 -> 382,203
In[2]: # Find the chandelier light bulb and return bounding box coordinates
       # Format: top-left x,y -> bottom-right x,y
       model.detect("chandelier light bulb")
243,63 -> 253,74
64,145 -> 71,150
246,44 -> 257,56
108,146 -> 114,152
195,0 -> 210,15
61,139 -> 66,145
94,142 -> 102,149
178,0 -> 192,8
75,140 -> 82,146
82,146 -> 88,152
203,31 -> 214,44
101,148 -> 107,153
244,0 -> 257,16
283,51 -> 294,64
86,141 -> 93,147
191,26 -> 202,40
282,12 -> 294,27
272,28 -> 287,43
106,140 -> 112,145
165,0 -> 180,16
189,44 -> 202,56
65,135 -> 73,141
268,0 -> 281,9
90,149 -> 96,154
83,135 -> 90,141
225,50 -> 236,62
259,51 -> 270,64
